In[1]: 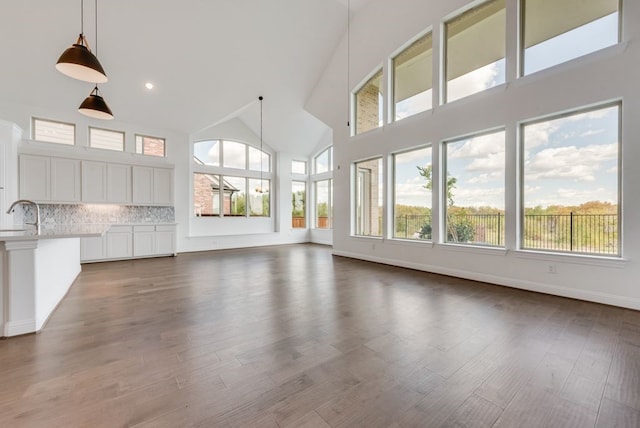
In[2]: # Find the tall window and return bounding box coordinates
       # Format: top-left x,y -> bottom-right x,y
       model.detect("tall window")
444,0 -> 506,103
522,103 -> 620,255
315,180 -> 333,229
292,181 -> 306,228
393,146 -> 432,240
444,130 -> 506,246
354,69 -> 383,135
292,160 -> 307,175
32,118 -> 75,145
135,134 -> 166,157
354,158 -> 384,237
90,127 -> 124,152
313,147 -> 333,229
193,139 -> 271,218
522,0 -> 620,75
393,32 -> 433,121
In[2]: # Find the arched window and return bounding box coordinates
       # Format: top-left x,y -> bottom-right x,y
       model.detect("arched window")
193,139 -> 271,218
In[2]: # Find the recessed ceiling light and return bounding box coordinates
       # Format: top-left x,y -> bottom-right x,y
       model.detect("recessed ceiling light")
145,82 -> 154,90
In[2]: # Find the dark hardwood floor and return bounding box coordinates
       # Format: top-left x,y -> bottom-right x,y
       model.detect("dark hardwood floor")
1,244 -> 639,427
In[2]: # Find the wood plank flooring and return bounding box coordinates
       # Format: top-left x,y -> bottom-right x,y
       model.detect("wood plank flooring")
1,244 -> 639,427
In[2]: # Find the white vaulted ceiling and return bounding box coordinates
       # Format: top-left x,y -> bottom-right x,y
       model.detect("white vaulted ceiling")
0,0 -> 373,154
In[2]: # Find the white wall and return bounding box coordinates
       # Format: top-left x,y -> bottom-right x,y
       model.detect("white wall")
306,0 -> 640,309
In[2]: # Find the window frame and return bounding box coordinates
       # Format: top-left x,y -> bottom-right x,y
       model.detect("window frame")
31,117 -> 76,146
89,126 -> 125,152
352,67 -> 384,136
518,101 -> 622,257
353,156 -> 385,238
192,138 -> 273,219
135,134 -> 166,157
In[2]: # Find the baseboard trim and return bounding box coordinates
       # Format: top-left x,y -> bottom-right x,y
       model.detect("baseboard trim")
332,250 -> 640,311
4,319 -> 37,337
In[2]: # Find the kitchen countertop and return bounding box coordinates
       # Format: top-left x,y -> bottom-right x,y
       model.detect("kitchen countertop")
0,224 -> 109,241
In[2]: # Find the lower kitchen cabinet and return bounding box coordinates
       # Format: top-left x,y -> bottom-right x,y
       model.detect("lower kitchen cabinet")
81,224 -> 176,263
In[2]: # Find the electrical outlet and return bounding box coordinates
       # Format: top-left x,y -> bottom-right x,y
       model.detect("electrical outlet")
547,264 -> 557,274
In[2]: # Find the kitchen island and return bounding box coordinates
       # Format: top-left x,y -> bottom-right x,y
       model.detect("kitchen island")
0,224 -> 108,337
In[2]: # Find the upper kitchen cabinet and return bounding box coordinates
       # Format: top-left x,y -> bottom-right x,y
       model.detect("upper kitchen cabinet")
133,166 -> 173,206
20,154 -> 80,203
82,161 -> 132,204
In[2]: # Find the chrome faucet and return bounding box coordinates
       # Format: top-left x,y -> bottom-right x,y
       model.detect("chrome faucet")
6,199 -> 41,231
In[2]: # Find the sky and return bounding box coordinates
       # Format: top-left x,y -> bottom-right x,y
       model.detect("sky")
394,13 -> 619,210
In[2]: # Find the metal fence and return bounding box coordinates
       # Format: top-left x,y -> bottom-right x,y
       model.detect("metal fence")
394,212 -> 619,255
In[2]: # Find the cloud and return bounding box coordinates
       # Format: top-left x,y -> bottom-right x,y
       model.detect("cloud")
526,187 -> 617,207
525,143 -> 617,181
395,90 -> 432,121
580,129 -> 606,138
394,177 -> 432,207
523,120 -> 558,149
395,148 -> 432,165
447,61 -> 501,102
465,151 -> 505,173
468,170 -> 504,184
449,132 -> 505,159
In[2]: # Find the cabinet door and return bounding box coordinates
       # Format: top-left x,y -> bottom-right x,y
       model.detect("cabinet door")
107,163 -> 131,203
132,166 -> 154,204
155,225 -> 176,255
82,161 -> 108,203
153,168 -> 174,205
19,154 -> 50,201
107,228 -> 133,259
80,236 -> 106,261
51,158 -> 81,202
133,226 -> 155,256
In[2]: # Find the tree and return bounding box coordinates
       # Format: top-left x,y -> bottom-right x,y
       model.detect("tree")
416,165 -> 473,243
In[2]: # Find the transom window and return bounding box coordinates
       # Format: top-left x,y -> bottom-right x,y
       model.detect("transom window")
314,146 -> 333,174
136,134 -> 166,157
354,69 -> 383,135
89,127 -> 124,152
522,0 -> 620,75
444,0 -> 506,103
194,139 -> 270,172
393,32 -> 433,121
32,118 -> 75,145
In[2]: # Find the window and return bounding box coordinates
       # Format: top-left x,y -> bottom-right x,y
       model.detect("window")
89,127 -> 124,151
393,32 -> 433,121
393,146 -> 432,240
223,140 -> 246,169
522,0 -> 620,75
522,103 -> 620,255
315,179 -> 333,229
32,118 -> 75,145
292,160 -> 307,175
292,181 -> 306,228
314,147 -> 333,174
192,139 -> 271,218
444,130 -> 505,246
135,134 -> 165,157
354,69 -> 383,135
354,158 -> 384,237
444,0 -> 506,103
194,140 -> 220,166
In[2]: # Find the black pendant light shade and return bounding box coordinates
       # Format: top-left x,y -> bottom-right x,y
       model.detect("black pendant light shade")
78,86 -> 113,120
56,34 -> 108,83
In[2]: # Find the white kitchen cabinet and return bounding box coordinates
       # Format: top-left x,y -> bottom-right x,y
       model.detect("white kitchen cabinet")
107,163 -> 131,203
81,161 -> 108,203
19,154 -> 51,201
153,168 -> 173,205
106,226 -> 133,259
132,166 -> 173,206
132,166 -> 154,204
80,235 -> 107,261
155,225 -> 176,255
50,157 -> 81,202
133,225 -> 155,256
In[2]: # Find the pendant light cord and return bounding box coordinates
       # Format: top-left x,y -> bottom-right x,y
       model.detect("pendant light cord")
80,0 -> 84,34
94,0 -> 98,57
347,0 -> 350,129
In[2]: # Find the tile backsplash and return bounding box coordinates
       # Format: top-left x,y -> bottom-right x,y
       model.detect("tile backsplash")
17,204 -> 175,225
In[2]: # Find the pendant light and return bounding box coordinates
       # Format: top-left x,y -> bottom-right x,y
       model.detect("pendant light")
78,0 -> 113,120
56,0 -> 108,83
78,85 -> 113,120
